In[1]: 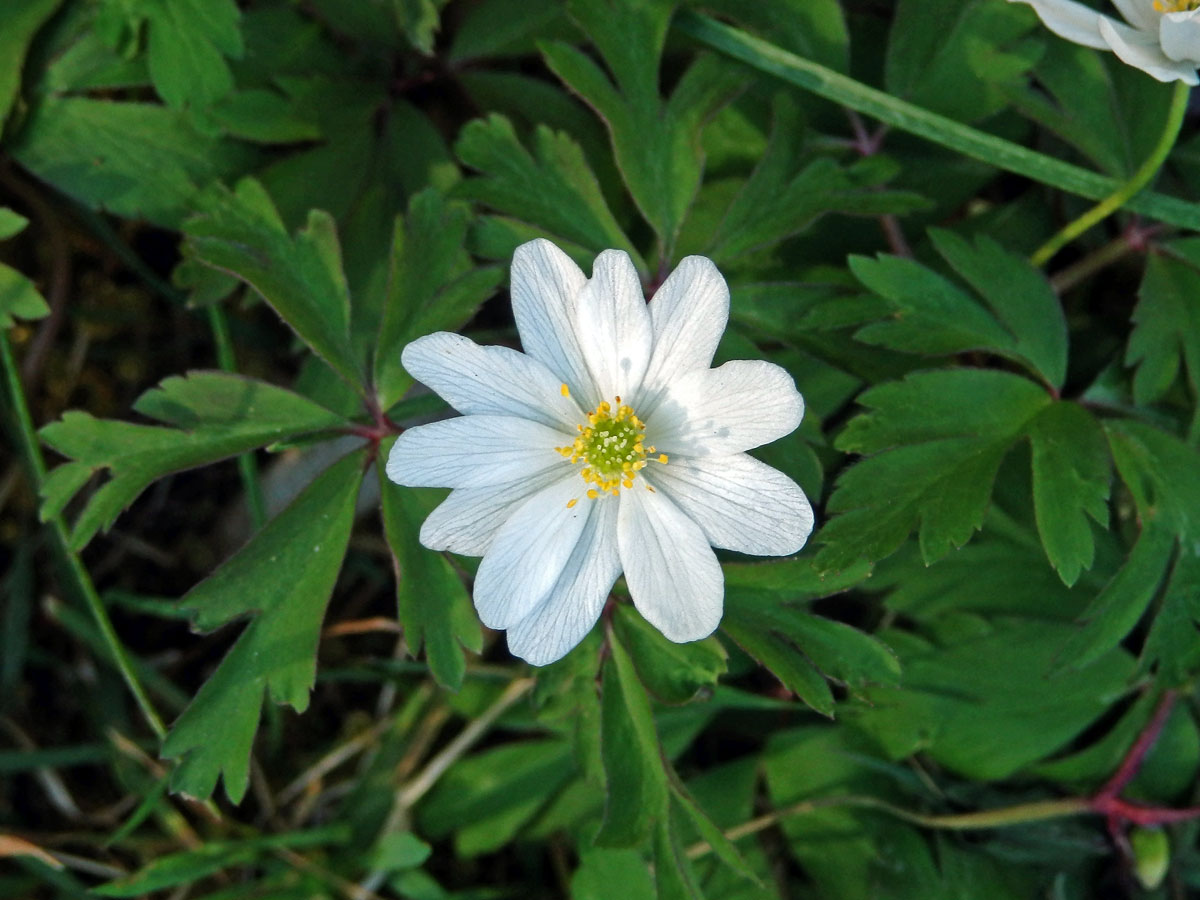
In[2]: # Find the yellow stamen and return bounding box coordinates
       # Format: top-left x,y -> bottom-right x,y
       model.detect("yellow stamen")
566,498 -> 578,509
559,394 -> 664,498
560,383 -> 570,397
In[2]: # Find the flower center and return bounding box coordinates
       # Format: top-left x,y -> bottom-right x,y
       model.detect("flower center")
555,385 -> 667,506
1154,0 -> 1200,11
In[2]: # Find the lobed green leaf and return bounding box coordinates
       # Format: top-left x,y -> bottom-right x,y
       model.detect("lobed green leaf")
162,450 -> 365,802
186,179 -> 363,389
1127,246 -> 1200,405
9,97 -> 259,229
1027,401 -> 1110,586
453,114 -> 640,265
544,0 -> 743,253
820,369 -> 1051,570
39,372 -> 349,550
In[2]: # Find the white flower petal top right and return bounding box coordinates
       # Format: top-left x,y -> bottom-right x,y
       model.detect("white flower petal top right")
386,239 -> 815,666
1009,0 -> 1200,83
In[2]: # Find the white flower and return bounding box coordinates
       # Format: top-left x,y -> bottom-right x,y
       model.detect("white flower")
1009,0 -> 1200,83
385,239 -> 814,666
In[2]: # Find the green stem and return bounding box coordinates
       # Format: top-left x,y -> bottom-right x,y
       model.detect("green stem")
688,795 -> 1092,859
206,305 -> 267,530
1032,81 -> 1191,266
0,332 -> 167,740
675,12 -> 1200,232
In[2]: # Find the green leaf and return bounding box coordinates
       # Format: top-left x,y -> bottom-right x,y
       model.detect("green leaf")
723,592 -> 899,716
453,114 -> 640,264
851,251 -> 1009,355
872,526 -> 1082,622
379,458 -> 481,691
707,97 -> 929,264
885,0 -> 1039,122
543,0 -> 744,251
928,228 -> 1068,388
0,264 -> 50,328
146,0 -> 242,110
1027,402 -> 1110,585
40,372 -> 348,551
819,370 -> 1051,570
0,208 -> 28,240
185,179 -> 363,390
366,832 -> 432,872
9,97 -> 259,229
1138,541 -> 1200,684
0,0 -> 62,131
162,450 -> 364,803
852,231 -> 1067,387
1053,526 -> 1175,673
1107,420 -> 1200,538
1127,247 -> 1200,405
392,0 -> 448,54
208,89 -> 322,145
613,605 -> 726,705
373,189 -> 503,409
596,629 -> 668,847
854,619 -> 1135,779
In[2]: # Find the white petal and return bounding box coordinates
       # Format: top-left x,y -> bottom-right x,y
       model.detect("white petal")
401,332 -> 583,430
419,467 -> 568,555
386,416 -> 569,488
1160,10 -> 1200,65
638,256 -> 730,413
618,485 -> 723,643
575,250 -> 652,402
647,453 -> 814,557
645,360 -> 804,457
506,499 -> 621,665
1007,0 -> 1109,48
510,239 -> 598,406
473,476 -> 593,629
1101,16 -> 1200,81
1110,0 -> 1158,31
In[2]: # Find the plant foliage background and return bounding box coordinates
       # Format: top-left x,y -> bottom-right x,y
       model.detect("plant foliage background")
3,0 -> 1200,897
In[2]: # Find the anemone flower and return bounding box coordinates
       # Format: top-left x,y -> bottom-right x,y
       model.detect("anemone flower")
386,239 -> 814,665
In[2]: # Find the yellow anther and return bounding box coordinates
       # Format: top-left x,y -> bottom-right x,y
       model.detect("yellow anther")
561,383 -> 570,397
658,454 -> 668,464
560,395 -> 655,498
566,498 -> 578,509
